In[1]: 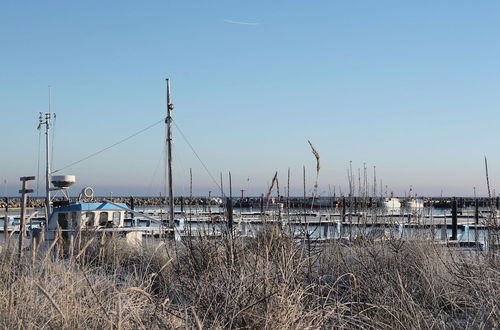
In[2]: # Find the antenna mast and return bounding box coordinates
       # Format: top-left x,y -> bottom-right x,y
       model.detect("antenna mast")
38,86 -> 54,223
166,79 -> 175,233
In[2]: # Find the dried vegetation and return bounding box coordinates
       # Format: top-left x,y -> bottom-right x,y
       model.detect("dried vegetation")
0,227 -> 499,329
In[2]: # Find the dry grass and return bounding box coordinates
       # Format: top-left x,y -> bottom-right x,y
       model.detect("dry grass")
0,228 -> 498,329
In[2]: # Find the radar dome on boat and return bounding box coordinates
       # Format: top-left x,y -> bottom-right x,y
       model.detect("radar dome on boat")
51,175 -> 76,188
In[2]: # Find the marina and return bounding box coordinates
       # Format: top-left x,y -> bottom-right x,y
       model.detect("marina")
3,3 -> 500,328
0,70 -> 497,330
0,85 -> 498,254
2,199 -> 497,249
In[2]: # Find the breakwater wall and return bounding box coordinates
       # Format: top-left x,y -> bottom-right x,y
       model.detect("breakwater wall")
1,196 -> 498,210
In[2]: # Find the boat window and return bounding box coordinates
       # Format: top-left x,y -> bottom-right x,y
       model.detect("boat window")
84,212 -> 95,227
99,212 -> 109,226
58,212 -> 70,241
112,212 -> 120,226
58,213 -> 68,229
71,212 -> 78,228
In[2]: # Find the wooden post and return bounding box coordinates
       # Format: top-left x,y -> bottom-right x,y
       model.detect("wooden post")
451,199 -> 458,240
18,176 -> 35,260
4,197 -> 8,245
220,172 -> 224,201
475,199 -> 479,225
129,196 -> 135,226
208,191 -> 212,218
303,165 -> 307,228
260,194 -> 264,215
219,173 -> 225,221
4,213 -> 8,246
228,172 -> 232,200
226,198 -> 233,231
475,198 -> 479,246
342,196 -> 346,222
240,189 -> 245,218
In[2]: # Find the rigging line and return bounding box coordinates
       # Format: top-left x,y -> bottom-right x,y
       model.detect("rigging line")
147,147 -> 165,192
172,139 -> 189,195
53,117 -> 165,173
172,119 -> 224,196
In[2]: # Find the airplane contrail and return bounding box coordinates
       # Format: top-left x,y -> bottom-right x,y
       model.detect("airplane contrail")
223,19 -> 259,26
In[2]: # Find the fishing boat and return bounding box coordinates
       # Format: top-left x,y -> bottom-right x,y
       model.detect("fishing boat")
46,199 -> 126,239
378,197 -> 401,211
42,177 -> 152,242
27,80 -> 178,246
402,198 -> 424,209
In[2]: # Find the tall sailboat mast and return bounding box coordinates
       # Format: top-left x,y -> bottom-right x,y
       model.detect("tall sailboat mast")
166,78 -> 175,231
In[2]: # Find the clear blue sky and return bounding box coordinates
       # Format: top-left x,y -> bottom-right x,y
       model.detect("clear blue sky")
1,0 -> 500,197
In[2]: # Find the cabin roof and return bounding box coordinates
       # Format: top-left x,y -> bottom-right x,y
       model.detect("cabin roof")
54,202 -> 128,212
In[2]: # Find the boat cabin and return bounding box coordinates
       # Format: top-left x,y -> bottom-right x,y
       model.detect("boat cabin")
47,201 -> 128,233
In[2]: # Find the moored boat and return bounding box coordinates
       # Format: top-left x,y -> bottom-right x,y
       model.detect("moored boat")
402,198 -> 424,209
378,197 -> 401,211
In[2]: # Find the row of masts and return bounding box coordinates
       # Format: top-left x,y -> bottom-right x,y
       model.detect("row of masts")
35,81 -> 410,233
